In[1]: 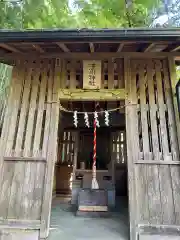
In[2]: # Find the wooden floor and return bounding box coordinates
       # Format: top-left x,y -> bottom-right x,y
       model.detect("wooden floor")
48,196 -> 129,240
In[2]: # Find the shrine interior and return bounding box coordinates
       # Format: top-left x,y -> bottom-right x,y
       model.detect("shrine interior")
49,100 -> 129,239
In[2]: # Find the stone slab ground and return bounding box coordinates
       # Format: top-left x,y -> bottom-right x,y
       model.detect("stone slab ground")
48,197 -> 129,240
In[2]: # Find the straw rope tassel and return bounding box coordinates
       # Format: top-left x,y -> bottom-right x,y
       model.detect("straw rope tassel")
91,119 -> 99,189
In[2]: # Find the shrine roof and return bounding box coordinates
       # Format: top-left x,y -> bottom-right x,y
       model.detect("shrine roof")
0,28 -> 180,64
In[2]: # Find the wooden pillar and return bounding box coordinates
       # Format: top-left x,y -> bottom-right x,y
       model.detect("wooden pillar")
110,133 -> 115,185
124,57 -> 137,240
40,59 -> 61,239
72,132 -> 79,180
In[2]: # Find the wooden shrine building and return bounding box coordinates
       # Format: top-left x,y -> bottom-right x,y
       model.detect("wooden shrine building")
0,28 -> 180,240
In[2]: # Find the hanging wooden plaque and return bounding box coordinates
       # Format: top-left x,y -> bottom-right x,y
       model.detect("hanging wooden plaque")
83,60 -> 101,89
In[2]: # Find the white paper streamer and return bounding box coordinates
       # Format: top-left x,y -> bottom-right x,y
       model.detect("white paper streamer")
94,111 -> 100,127
84,112 -> 90,128
73,111 -> 78,127
104,110 -> 109,126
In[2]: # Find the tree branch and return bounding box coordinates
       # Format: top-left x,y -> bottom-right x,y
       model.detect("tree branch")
125,0 -> 132,27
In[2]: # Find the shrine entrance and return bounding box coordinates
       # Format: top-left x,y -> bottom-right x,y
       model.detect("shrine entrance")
50,100 -> 129,239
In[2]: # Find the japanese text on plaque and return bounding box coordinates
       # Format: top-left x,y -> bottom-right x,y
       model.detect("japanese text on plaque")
88,63 -> 96,86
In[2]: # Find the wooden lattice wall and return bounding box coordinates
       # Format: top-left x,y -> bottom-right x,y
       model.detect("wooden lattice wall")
125,58 -> 180,239
0,59 -> 60,239
3,60 -> 56,158
60,59 -> 124,89
58,131 -> 76,165
133,59 -> 179,162
111,131 -> 126,165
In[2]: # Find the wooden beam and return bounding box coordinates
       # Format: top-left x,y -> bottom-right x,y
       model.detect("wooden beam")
138,224 -> 180,235
82,102 -> 85,112
171,45 -> 180,52
70,101 -> 73,111
58,89 -> 125,101
14,40 -> 172,44
134,160 -> 180,165
117,43 -> 124,52
75,169 -> 109,173
56,42 -> 70,52
0,43 -> 20,53
1,51 -> 180,61
0,219 -> 41,229
4,156 -> 46,161
144,43 -> 155,52
89,42 -> 95,52
32,44 -> 45,53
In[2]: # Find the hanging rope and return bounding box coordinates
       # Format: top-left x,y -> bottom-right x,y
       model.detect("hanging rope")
91,118 -> 99,189
57,102 -> 137,115
93,118 -> 96,174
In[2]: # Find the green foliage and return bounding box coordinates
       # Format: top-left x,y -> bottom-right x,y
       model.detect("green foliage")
73,0 -> 161,28
0,0 -> 162,29
0,0 -> 76,29
0,1 -> 23,29
23,0 -> 75,28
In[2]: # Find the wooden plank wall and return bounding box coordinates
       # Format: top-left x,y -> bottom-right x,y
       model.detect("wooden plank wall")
126,58 -> 180,239
60,59 -> 124,89
0,59 -> 60,239
0,230 -> 39,240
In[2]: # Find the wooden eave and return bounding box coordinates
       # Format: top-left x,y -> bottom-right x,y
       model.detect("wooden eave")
0,28 -> 180,64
